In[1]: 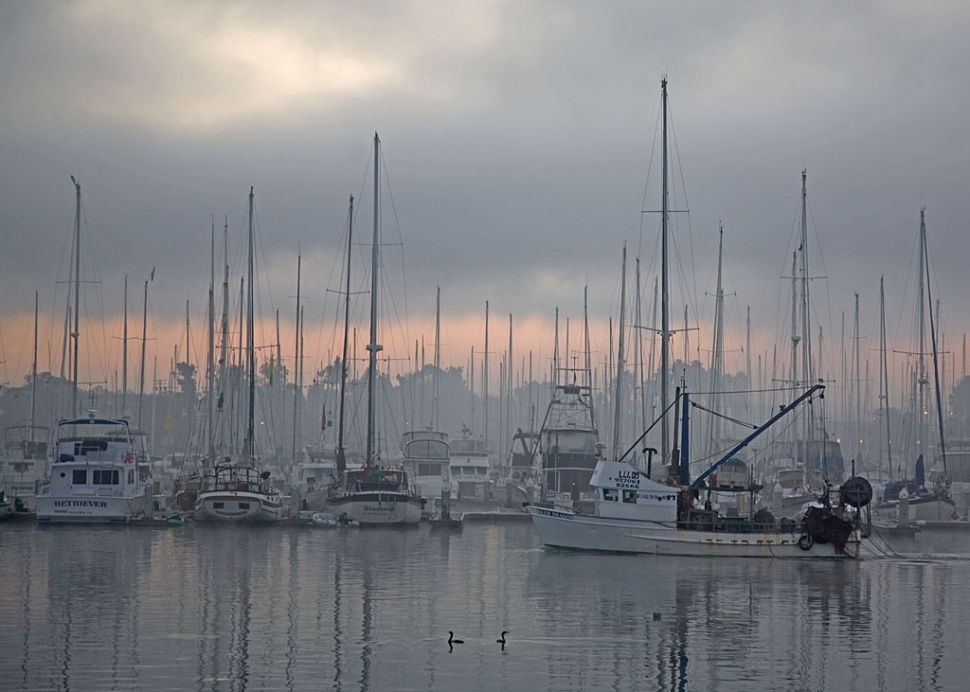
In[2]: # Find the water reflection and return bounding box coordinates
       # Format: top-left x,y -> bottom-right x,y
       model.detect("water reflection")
1,523 -> 969,691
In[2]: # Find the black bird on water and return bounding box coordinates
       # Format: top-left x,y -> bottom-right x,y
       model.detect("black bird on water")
448,632 -> 464,645
496,631 -> 508,649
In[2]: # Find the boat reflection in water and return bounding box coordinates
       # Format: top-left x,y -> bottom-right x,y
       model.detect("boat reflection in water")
3,522 -> 970,690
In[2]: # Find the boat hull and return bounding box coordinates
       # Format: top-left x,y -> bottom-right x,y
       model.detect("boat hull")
36,492 -> 149,523
194,490 -> 287,522
328,492 -> 423,525
529,505 -> 861,559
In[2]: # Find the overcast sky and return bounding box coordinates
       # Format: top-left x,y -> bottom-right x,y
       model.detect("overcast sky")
2,1 -> 969,399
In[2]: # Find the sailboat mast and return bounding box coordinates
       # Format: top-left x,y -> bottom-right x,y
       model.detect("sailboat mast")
71,176 -> 81,418
917,208 -> 927,462
799,171 -> 813,469
879,276 -> 892,473
122,276 -> 128,417
708,226 -> 725,456
484,300 -> 490,451
292,253 -> 301,463
220,218 -> 230,410
854,293 -> 862,465
247,187 -> 256,460
207,219 -> 215,462
433,285 -> 441,430
366,134 -> 383,466
337,195 -> 353,471
31,291 -> 38,434
138,278 -> 148,429
923,208 -> 948,475
659,77 -> 670,465
613,244 -> 627,461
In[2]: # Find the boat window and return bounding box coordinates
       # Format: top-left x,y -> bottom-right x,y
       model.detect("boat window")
622,489 -> 637,503
239,502 -> 251,510
72,469 -> 87,485
127,469 -> 134,484
213,502 -> 224,509
418,462 -> 441,476
603,488 -> 618,502
92,470 -> 119,485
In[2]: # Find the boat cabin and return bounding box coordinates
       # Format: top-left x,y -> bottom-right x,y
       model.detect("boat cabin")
590,460 -> 678,522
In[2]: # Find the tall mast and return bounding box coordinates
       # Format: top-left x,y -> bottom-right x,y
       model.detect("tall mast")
708,225 -> 725,456
799,171 -> 813,470
854,293 -> 862,465
552,307 -> 559,385
484,300 -> 490,451
917,207 -> 927,463
365,134 -> 383,466
508,312 -> 513,452
31,291 -> 38,433
879,276 -> 892,474
220,217 -> 230,415
337,195 -> 353,472
185,299 -> 191,373
207,219 -> 215,462
659,77 -> 670,464
635,257 -> 644,437
246,187 -> 256,460
138,278 -> 149,429
292,252 -> 302,463
71,176 -> 81,418
923,208 -> 948,475
433,285 -> 441,429
612,244 -> 627,461
122,275 -> 128,417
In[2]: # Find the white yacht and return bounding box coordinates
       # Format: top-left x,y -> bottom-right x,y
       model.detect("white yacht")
36,415 -> 152,523
448,427 -> 491,502
398,429 -> 452,515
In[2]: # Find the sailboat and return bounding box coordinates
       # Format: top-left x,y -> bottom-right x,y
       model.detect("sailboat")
0,292 -> 50,514
529,78 -> 874,558
36,178 -> 153,523
326,133 -> 425,525
758,171 -> 846,515
194,188 -> 287,522
874,208 -> 960,525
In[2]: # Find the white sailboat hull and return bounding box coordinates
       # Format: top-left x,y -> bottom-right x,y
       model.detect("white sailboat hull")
328,492 -> 423,525
529,505 -> 862,559
194,489 -> 288,522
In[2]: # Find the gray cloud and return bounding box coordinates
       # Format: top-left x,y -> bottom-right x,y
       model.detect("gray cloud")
2,0 -> 969,384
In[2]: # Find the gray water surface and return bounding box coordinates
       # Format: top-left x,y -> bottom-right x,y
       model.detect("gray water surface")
2,521 -> 969,691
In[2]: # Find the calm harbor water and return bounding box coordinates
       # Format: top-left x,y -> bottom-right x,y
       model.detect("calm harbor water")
2,520 -> 970,692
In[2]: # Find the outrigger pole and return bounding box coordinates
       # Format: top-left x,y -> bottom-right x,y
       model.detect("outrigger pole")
691,384 -> 825,488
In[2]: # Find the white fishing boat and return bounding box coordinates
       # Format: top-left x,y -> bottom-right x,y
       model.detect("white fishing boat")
530,387 -> 874,558
36,415 -> 153,523
530,79 -> 873,558
194,187 -> 288,523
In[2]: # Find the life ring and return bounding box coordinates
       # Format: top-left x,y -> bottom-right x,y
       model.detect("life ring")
124,451 -> 133,464
798,534 -> 814,551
